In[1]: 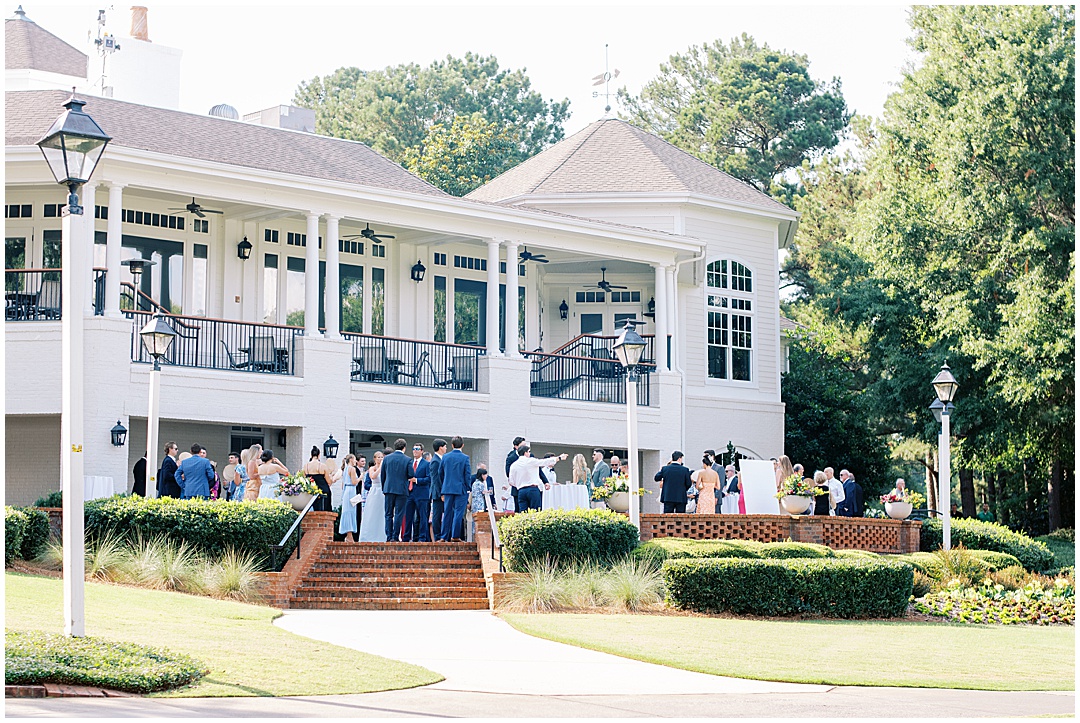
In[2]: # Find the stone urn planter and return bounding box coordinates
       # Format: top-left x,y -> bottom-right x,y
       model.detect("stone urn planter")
780,494 -> 812,515
282,492 -> 315,512
885,501 -> 913,520
606,491 -> 630,513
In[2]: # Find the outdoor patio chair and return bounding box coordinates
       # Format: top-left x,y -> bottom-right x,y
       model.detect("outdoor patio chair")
357,344 -> 393,382
450,354 -> 476,389
249,334 -> 279,372
589,345 -> 619,378
220,340 -> 250,370
395,350 -> 429,386
36,279 -> 62,320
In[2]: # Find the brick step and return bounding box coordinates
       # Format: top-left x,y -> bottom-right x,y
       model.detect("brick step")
303,577 -> 485,588
325,543 -> 476,550
289,597 -> 491,610
305,572 -> 484,582
312,559 -> 483,567
295,586 -> 488,599
319,548 -> 479,556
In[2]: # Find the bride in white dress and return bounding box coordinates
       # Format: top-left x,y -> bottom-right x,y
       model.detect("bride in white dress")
359,451 -> 387,542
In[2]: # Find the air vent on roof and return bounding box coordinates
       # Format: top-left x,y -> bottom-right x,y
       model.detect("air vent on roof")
209,104 -> 239,120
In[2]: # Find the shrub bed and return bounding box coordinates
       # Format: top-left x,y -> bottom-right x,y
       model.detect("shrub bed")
33,490 -> 64,508
921,518 -> 1054,572
85,496 -> 296,570
663,557 -> 913,618
5,506 -> 28,565
913,578 -> 1074,625
20,508 -> 50,561
633,538 -> 835,570
5,629 -> 206,693
499,509 -> 638,572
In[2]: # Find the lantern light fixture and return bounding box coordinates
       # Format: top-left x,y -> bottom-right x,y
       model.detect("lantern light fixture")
410,259 -> 426,283
559,300 -> 569,320
237,236 -> 252,260
323,435 -> 340,459
110,420 -> 127,447
35,93 -> 111,211
931,360 -> 960,404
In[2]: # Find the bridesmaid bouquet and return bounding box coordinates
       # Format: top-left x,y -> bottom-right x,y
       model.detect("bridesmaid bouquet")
774,473 -> 826,499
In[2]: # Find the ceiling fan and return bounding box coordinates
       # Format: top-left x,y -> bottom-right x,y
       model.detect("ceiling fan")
583,267 -> 627,291
167,197 -> 223,218
343,223 -> 395,242
519,246 -> 548,263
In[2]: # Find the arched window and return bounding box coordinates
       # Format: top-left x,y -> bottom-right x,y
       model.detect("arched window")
706,259 -> 753,381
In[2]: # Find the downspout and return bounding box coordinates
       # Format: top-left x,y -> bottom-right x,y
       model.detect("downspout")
672,246 -> 706,453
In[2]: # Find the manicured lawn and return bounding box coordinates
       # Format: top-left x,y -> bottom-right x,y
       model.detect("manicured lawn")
5,573 -> 442,697
502,613 -> 1074,691
1037,536 -> 1075,568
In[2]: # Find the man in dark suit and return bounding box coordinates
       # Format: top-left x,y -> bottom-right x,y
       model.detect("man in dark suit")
590,449 -> 611,491
439,436 -> 472,542
429,439 -> 447,540
403,442 -> 431,542
655,450 -> 693,513
840,474 -> 865,517
157,441 -> 180,498
132,453 -> 147,497
380,438 -> 414,541
175,444 -> 215,499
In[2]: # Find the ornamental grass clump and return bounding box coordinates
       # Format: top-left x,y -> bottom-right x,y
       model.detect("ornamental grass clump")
199,548 -> 263,601
86,532 -> 133,582
502,557 -> 567,613
920,517 -> 1054,572
603,557 -> 664,611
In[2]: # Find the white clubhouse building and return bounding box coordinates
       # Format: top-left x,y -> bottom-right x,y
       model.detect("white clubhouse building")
4,10 -> 799,507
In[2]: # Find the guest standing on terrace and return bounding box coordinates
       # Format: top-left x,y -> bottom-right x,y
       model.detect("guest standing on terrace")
359,451 -> 386,542
257,450 -> 288,501
692,456 -> 720,515
572,454 -> 589,486
509,444 -> 566,513
381,439 -> 414,542
303,447 -> 333,512
175,444 -> 215,499
231,451 -> 250,501
656,451 -> 693,513
243,443 -> 263,501
157,441 -> 180,498
429,439 -> 447,540
403,442 -> 431,542
338,454 -> 360,542
439,436 -> 474,541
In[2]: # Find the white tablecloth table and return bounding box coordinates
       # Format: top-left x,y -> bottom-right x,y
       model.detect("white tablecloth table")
84,475 -> 116,501
542,484 -> 590,511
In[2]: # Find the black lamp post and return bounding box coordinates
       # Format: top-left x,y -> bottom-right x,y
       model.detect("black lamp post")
612,319 -> 649,530
411,259 -> 426,282
237,236 -> 253,260
323,435 -> 340,459
110,420 -> 127,447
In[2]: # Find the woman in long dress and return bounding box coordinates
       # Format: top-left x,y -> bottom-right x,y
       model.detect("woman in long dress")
338,454 -> 359,542
358,451 -> 386,542
257,450 -> 288,501
691,456 -> 720,515
302,447 -> 333,512
243,444 -> 263,501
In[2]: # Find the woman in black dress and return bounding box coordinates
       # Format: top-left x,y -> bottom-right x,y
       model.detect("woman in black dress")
813,470 -> 831,516
302,446 -> 333,512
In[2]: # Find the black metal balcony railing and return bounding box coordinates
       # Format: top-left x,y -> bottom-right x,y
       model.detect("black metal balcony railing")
548,333 -> 658,368
5,268 -> 63,321
93,268 -> 106,315
345,332 -> 485,391
525,350 -> 652,405
127,310 -> 301,375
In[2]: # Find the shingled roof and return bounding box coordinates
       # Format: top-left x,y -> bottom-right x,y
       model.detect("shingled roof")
6,13 -> 88,79
467,118 -> 791,214
6,90 -> 447,197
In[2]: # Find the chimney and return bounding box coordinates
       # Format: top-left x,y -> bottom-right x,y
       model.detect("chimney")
130,6 -> 149,42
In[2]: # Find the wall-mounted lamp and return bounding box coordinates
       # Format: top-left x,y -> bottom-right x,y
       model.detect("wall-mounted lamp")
237,236 -> 252,260
644,297 -> 656,319
411,259 -> 426,282
110,420 -> 127,447
559,299 -> 569,320
323,435 -> 339,459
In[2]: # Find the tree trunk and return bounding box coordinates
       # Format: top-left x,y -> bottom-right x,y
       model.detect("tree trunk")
985,470 -> 997,519
959,468 -> 976,518
1047,459 -> 1062,532
925,448 -> 937,514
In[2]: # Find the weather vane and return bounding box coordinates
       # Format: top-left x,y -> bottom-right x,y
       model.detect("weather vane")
90,7 -> 121,96
591,43 -> 621,116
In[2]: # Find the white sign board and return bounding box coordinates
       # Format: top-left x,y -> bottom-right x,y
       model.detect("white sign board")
738,459 -> 781,515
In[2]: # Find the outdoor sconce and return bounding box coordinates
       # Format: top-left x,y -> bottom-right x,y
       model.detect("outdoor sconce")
411,259 -> 426,283
644,296 -> 656,319
559,300 -> 569,320
237,236 -> 252,260
278,430 -> 288,448
323,435 -> 340,459
110,420 -> 127,447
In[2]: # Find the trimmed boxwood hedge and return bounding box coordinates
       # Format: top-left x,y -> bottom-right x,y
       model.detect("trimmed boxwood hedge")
632,538 -> 836,570
5,506 -> 28,565
663,557 -> 914,618
499,508 -> 638,572
921,518 -> 1054,572
85,496 -> 297,569
5,630 -> 205,693
20,508 -> 50,561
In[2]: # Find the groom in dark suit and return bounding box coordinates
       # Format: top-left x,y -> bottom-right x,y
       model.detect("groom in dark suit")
655,450 -> 693,513
439,436 -> 471,542
402,442 -> 431,542
429,439 -> 447,541
380,438 -> 414,542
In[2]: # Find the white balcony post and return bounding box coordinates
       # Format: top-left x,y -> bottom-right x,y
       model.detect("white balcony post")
666,266 -> 677,367
486,240 -> 501,356
504,241 -> 520,357
104,183 -> 124,317
304,212 -> 321,336
81,182 -> 96,316
653,265 -> 668,372
324,215 -> 341,339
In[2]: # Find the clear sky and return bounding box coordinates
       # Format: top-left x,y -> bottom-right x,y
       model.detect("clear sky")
20,2 -> 915,133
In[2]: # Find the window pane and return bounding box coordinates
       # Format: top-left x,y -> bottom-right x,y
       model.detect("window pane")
731,314 -> 751,381
371,267 -> 384,335
168,253 -> 183,314
707,260 -> 727,289
6,237 -> 26,270
263,254 -> 278,323
707,310 -> 728,379
732,349 -> 751,381
708,345 -> 727,379
731,261 -> 753,292
191,243 -> 208,317
455,279 -> 482,345
286,257 -> 305,326
434,276 -> 446,342
340,264 -> 364,334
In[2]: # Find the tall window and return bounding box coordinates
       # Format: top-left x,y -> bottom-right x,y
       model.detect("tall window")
286,257 -> 305,327
434,276 -> 447,342
263,254 -> 278,323
706,259 -> 753,381
340,265 -> 364,334
371,267 -> 385,335
191,244 -> 208,316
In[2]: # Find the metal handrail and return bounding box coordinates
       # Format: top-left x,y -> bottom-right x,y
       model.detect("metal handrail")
268,494 -> 319,571
486,495 -> 504,572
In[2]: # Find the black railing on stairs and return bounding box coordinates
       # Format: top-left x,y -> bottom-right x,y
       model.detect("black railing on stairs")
524,350 -> 652,405
269,494 -> 319,571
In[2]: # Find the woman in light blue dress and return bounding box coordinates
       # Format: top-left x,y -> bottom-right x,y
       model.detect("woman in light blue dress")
257,450 -> 288,501
338,455 -> 359,542
358,451 -> 386,542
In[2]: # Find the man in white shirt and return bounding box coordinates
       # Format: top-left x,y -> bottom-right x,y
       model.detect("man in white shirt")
509,443 -> 567,512
830,469 -> 848,515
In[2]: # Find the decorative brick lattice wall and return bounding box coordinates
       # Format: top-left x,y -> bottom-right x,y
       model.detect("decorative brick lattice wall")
639,514 -> 921,554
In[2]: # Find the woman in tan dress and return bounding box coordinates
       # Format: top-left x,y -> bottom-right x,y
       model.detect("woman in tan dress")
692,455 -> 721,514
242,444 -> 263,501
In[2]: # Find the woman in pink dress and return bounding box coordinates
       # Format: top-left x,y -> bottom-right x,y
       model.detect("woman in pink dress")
691,456 -> 720,515
737,477 -> 747,514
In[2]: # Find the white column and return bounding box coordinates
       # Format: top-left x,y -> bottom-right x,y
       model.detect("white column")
81,182 -> 97,316
504,241 -> 520,356
324,215 -> 340,339
653,265 -> 668,372
104,183 -> 124,317
486,240 -> 501,356
666,266 -> 677,367
304,212 -> 321,336
61,195 -> 87,637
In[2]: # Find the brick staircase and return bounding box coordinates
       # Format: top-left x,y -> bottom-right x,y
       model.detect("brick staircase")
289,541 -> 490,610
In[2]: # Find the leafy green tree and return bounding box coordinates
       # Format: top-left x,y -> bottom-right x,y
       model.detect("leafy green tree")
620,34 -> 849,198
403,113 -> 519,196
294,53 -> 570,192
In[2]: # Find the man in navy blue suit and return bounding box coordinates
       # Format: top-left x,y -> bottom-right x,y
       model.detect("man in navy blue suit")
439,436 -> 471,542
402,442 -> 431,542
429,439 -> 447,540
380,438 -> 414,541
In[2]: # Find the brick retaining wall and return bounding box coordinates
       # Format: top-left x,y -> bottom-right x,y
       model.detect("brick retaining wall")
640,514 -> 920,554
254,510 -> 338,608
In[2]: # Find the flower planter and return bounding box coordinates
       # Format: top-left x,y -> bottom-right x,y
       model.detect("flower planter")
282,492 -> 314,512
780,494 -> 812,515
885,501 -> 913,520
607,491 -> 630,513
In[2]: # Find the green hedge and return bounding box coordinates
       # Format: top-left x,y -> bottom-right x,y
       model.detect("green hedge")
5,630 -> 205,693
632,538 -> 836,570
33,491 -> 63,508
499,509 -> 639,572
5,507 -> 28,565
85,496 -> 297,570
20,508 -> 50,561
921,518 -> 1054,572
663,557 -> 914,618
894,549 -> 1021,577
